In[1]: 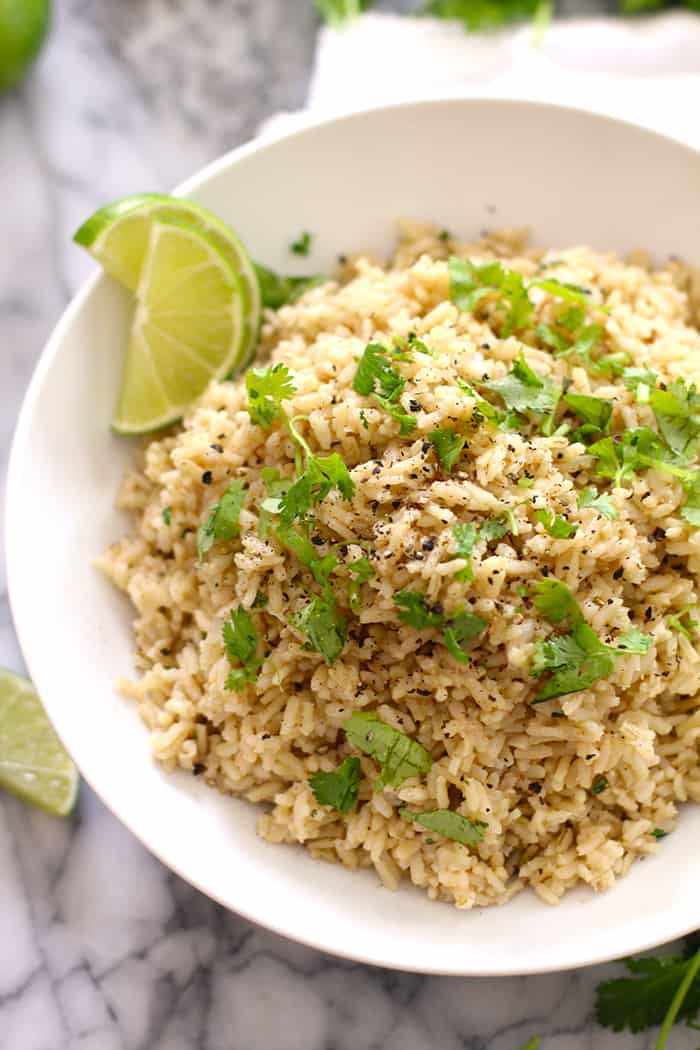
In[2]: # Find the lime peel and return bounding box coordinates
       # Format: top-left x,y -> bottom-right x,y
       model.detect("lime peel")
0,668 -> 78,816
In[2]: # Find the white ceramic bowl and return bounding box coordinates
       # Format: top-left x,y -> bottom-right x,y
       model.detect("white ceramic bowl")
8,100 -> 700,976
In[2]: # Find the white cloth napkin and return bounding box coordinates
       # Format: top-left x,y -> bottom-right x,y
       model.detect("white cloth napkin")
262,11 -> 700,151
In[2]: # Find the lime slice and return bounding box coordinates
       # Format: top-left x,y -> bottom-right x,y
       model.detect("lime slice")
0,668 -> 78,816
0,0 -> 50,93
74,192 -> 261,368
112,218 -> 244,433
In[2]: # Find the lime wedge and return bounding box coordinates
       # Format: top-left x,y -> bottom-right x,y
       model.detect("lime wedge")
0,0 -> 50,93
111,218 -> 245,433
0,668 -> 78,816
74,192 -> 261,368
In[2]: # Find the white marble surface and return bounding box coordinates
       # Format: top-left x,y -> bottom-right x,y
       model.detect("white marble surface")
0,2 -> 692,1048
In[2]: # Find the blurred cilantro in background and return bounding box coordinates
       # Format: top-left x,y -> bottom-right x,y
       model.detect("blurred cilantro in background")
314,0 -> 699,30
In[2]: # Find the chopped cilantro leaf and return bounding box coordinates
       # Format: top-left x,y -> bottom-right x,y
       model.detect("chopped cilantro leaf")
344,711 -> 432,790
308,756 -> 361,814
480,514 -> 514,542
353,342 -> 416,435
222,606 -> 263,690
274,522 -> 317,566
577,486 -> 619,520
246,363 -> 297,428
533,578 -> 583,625
531,578 -> 650,701
649,379 -> 700,461
162,506 -> 172,526
457,379 -> 506,426
652,828 -> 668,839
293,596 -> 347,665
480,352 -> 560,418
395,590 -> 443,630
400,807 -> 487,846
290,231 -> 312,256
251,591 -> 268,609
614,627 -> 653,655
623,366 -> 658,395
564,392 -> 613,437
442,611 -> 488,663
532,621 -> 617,702
258,468 -> 291,539
517,476 -> 534,489
448,257 -> 533,335
452,522 -> 478,582
254,263 -> 324,310
591,776 -> 609,795
197,480 -> 247,561
535,508 -> 578,538
530,277 -> 589,303
395,590 -> 486,661
347,556 -> 374,612
279,451 -> 355,524
666,605 -> 699,639
681,473 -> 700,527
429,428 -> 467,471
310,552 -> 339,599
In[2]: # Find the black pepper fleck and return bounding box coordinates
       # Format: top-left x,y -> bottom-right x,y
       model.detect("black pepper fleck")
201,471 -> 213,485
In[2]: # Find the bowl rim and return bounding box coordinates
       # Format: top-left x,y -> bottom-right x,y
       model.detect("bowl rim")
7,96 -> 700,976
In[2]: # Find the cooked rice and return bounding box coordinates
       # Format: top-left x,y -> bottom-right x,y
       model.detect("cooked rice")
99,221 -> 700,908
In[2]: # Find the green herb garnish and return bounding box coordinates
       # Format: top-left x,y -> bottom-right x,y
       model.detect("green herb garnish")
596,944 -> 700,1042
254,263 -> 324,310
293,596 -> 347,665
535,508 -> 578,538
395,590 -> 487,663
162,506 -> 172,525
577,486 -> 619,520
400,807 -> 487,845
344,711 -> 432,789
279,450 -> 354,525
480,352 -> 560,420
222,606 -> 263,690
531,578 -> 651,701
308,756 -> 361,814
429,428 -> 467,471
353,342 -> 416,435
666,605 -> 699,639
347,556 -> 374,612
591,776 -> 609,795
197,479 -> 247,560
290,231 -> 312,257
246,363 -> 297,428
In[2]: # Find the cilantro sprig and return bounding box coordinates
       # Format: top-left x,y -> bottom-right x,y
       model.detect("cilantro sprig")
596,944 -> 700,1042
395,590 -> 487,663
246,363 -> 297,428
531,578 -> 651,701
222,607 -> 264,691
344,711 -> 432,790
308,756 -> 361,814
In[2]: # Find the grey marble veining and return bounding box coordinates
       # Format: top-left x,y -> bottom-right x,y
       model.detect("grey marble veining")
0,1 -> 684,1048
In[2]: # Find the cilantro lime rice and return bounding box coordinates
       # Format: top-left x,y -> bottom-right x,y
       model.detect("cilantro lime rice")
99,222 -> 700,908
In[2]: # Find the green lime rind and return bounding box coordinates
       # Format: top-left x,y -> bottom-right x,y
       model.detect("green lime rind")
0,667 -> 78,816
74,192 -> 261,368
0,0 -> 50,93
111,217 -> 245,434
